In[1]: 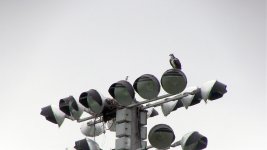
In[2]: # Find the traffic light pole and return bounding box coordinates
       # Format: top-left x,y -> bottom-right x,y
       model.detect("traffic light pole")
115,106 -> 147,150
128,107 -> 142,149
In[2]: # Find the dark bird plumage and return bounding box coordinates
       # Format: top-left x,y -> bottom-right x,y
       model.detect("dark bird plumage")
169,54 -> 182,70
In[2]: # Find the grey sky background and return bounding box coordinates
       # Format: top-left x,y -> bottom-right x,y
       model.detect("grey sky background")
0,0 -> 266,149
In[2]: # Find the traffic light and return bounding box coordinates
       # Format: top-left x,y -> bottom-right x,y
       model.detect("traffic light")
74,138 -> 102,150
40,105 -> 65,127
133,74 -> 160,100
200,80 -> 227,102
109,80 -> 136,106
148,124 -> 175,149
59,96 -> 83,120
161,69 -> 187,95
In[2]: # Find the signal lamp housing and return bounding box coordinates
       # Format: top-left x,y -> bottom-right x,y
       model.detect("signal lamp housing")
74,138 -> 102,150
200,80 -> 227,101
79,90 -> 118,122
59,96 -> 83,120
161,99 -> 184,116
80,122 -> 104,137
40,105 -> 65,127
161,69 -> 187,95
133,74 -> 160,100
79,89 -> 105,114
108,80 -> 136,106
180,131 -> 208,150
148,124 -> 175,149
181,87 -> 202,109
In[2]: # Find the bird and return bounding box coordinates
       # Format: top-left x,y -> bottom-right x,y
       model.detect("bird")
169,54 -> 182,70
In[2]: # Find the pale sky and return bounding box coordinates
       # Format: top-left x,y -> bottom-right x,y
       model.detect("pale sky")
0,0 -> 266,150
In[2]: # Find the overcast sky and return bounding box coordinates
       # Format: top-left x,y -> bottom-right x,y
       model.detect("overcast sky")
0,0 -> 266,150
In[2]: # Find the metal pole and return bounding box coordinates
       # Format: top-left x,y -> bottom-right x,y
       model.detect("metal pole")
143,89 -> 200,109
171,140 -> 181,147
129,107 -> 142,149
127,93 -> 172,108
115,106 -> 146,150
143,93 -> 189,109
77,115 -> 97,123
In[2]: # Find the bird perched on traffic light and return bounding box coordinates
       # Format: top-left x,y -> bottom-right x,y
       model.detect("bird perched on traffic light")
169,54 -> 182,70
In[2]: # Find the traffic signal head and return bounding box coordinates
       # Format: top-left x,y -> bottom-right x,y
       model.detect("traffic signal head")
161,69 -> 187,95
181,87 -> 202,109
80,121 -> 104,137
148,124 -> 175,149
180,131 -> 208,150
161,100 -> 184,116
108,80 -> 136,106
133,74 -> 160,100
59,96 -> 83,120
40,105 -> 65,127
200,80 -> 227,101
74,138 -> 102,150
79,89 -> 106,114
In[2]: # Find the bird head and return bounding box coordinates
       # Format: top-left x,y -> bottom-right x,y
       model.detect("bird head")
169,54 -> 175,58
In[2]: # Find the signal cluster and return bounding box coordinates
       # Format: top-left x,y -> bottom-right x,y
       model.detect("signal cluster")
41,54 -> 227,150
